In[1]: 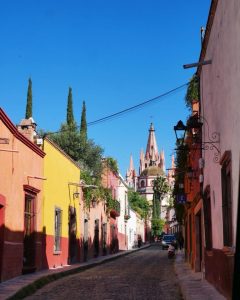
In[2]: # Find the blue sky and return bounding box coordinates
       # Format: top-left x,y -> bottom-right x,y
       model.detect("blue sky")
0,0 -> 211,175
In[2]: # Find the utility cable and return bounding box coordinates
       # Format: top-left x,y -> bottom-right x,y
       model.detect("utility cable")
45,82 -> 188,135
87,82 -> 188,126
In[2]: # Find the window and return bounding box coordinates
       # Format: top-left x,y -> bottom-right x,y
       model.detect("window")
24,194 -> 35,237
54,208 -> 62,252
203,185 -> 212,250
141,180 -> 145,188
221,151 -> 232,246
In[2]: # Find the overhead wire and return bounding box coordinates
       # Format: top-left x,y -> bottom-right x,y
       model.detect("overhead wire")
87,82 -> 188,126
45,82 -> 189,135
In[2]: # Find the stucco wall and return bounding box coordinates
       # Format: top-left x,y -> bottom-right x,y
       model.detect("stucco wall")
43,139 -> 81,268
0,111 -> 45,281
201,0 -> 240,249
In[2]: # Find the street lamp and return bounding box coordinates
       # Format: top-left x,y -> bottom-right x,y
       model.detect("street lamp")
174,120 -> 187,145
173,118 -> 220,163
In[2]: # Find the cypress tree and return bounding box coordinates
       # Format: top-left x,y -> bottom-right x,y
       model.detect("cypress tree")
67,87 -> 74,126
80,100 -> 87,144
25,78 -> 32,118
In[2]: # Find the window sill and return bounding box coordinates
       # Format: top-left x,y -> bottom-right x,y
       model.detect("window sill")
53,250 -> 62,255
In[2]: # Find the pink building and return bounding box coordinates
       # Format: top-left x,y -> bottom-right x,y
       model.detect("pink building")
101,159 -> 120,254
197,1 -> 240,297
0,109 -> 45,281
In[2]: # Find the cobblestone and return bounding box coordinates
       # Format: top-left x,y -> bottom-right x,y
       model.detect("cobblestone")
25,244 -> 182,300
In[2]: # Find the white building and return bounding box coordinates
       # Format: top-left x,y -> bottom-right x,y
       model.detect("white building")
117,174 -> 130,250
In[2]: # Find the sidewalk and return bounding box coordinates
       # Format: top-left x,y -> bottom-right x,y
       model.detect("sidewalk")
0,245 -> 150,300
174,251 -> 226,300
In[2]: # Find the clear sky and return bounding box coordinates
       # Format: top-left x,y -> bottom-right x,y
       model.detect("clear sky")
0,0 -> 211,176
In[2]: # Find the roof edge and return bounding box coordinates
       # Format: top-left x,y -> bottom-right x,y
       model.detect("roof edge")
0,108 -> 45,158
44,136 -> 81,170
197,0 -> 219,76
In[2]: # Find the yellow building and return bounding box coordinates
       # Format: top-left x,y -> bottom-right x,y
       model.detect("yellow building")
42,137 -> 81,268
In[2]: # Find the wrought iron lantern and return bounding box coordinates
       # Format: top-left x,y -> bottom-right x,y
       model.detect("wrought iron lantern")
174,120 -> 187,145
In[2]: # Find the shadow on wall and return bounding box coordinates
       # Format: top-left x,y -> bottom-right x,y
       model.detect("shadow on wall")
0,225 -> 48,282
79,235 -> 119,262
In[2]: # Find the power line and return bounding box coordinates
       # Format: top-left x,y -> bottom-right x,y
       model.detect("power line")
45,82 -> 188,135
87,82 -> 188,126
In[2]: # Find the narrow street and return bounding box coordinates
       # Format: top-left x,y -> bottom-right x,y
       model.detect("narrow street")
25,245 -> 182,300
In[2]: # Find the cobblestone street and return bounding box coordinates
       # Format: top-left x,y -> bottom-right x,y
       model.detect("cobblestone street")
25,245 -> 182,300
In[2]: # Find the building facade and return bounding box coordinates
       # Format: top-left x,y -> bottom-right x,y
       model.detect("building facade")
42,137 -> 81,269
0,109 -> 45,281
117,175 -> 130,250
197,1 -> 240,297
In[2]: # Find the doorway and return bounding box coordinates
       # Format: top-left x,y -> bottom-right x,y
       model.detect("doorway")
94,219 -> 99,257
23,194 -> 36,274
195,211 -> 202,272
0,198 -> 5,280
83,218 -> 88,261
68,206 -> 77,264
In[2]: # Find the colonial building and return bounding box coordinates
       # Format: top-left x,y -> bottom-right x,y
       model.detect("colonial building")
117,174 -> 130,250
126,123 -> 166,204
42,137 -> 81,268
196,1 -> 240,298
0,109 -> 45,281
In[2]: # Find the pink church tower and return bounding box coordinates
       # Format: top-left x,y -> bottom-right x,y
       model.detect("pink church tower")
139,123 -> 165,172
126,154 -> 137,190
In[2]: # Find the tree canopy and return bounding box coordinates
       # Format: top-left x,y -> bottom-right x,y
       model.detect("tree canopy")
66,87 -> 74,126
80,100 -> 87,145
185,75 -> 199,110
25,78 -> 32,118
151,176 -> 169,237
50,98 -> 104,182
128,191 -> 150,219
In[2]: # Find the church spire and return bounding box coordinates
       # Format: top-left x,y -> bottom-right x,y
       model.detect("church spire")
126,154 -> 136,189
145,123 -> 159,162
127,154 -> 134,175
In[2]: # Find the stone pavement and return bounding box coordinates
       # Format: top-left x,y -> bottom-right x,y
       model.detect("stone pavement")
0,245 -> 227,300
174,250 -> 226,300
0,246 -> 150,300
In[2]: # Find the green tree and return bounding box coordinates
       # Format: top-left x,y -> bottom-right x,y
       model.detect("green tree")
151,176 -> 169,237
153,176 -> 169,202
128,191 -> 150,218
79,139 -> 104,180
51,91 -> 104,184
173,143 -> 188,223
25,78 -> 32,118
52,122 -> 80,161
80,100 -> 87,145
67,87 -> 74,126
185,75 -> 199,110
151,218 -> 165,236
105,157 -> 118,174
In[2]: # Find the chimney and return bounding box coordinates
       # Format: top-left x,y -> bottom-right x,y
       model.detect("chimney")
17,117 -> 37,143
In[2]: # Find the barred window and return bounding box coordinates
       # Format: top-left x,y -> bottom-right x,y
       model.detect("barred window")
54,208 -> 62,252
221,151 -> 232,247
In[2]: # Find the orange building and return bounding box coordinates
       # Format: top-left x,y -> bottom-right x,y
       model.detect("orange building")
0,109 -> 45,281
182,101 -> 203,272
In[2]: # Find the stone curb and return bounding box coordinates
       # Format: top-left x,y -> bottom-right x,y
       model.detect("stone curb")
0,245 -> 150,300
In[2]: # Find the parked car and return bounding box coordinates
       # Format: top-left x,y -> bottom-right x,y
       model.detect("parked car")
161,234 -> 177,250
